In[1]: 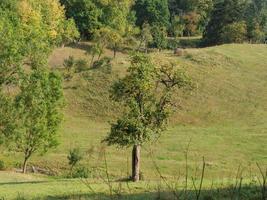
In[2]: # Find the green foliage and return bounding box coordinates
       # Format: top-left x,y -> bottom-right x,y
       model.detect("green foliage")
94,26 -> 135,58
150,25 -> 168,50
0,5 -> 25,86
2,70 -> 64,172
221,21 -> 247,43
245,0 -> 267,43
61,0 -> 137,42
61,18 -> 80,46
168,0 -> 213,36
64,56 -> 76,72
0,160 -> 5,170
63,56 -> 88,74
67,148 -> 83,171
86,43 -> 104,66
75,59 -> 89,72
60,0 -> 102,39
203,0 -> 247,46
104,53 -> 192,147
72,166 -> 89,178
138,22 -> 153,52
202,0 -> 267,45
134,0 -> 170,28
250,23 -> 266,43
169,15 -> 185,38
92,57 -> 112,73
0,93 -> 15,145
0,0 -> 78,87
182,11 -> 201,36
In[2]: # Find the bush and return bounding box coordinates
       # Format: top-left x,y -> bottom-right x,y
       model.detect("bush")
150,25 -> 167,50
221,21 -> 247,43
67,148 -> 83,174
179,38 -> 201,48
169,15 -> 185,38
182,11 -> 201,36
75,59 -> 89,73
166,38 -> 201,49
72,166 -> 90,178
92,57 -> 112,73
63,56 -> 75,72
166,38 -> 180,50
250,23 -> 265,43
0,160 -> 5,170
63,57 -> 89,74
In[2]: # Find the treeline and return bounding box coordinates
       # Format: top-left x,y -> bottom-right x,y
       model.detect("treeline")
61,0 -> 267,47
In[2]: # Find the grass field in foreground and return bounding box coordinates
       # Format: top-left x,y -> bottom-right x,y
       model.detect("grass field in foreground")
0,44 -> 266,199
0,171 -> 264,200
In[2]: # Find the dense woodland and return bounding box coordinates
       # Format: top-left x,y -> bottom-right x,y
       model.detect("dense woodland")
0,0 -> 267,198
60,0 -> 267,46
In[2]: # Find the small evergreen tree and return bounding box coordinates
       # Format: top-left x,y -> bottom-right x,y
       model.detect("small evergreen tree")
68,147 -> 83,175
151,25 -> 168,51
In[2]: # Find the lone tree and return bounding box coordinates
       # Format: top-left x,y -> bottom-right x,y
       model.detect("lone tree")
104,53 -> 193,182
3,70 -> 64,173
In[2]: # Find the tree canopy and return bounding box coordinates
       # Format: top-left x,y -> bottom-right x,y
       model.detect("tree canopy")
0,0 -> 74,173
104,53 -> 193,181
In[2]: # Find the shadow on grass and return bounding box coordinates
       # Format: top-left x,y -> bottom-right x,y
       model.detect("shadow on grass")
42,185 -> 262,200
67,42 -> 93,52
0,181 -> 50,186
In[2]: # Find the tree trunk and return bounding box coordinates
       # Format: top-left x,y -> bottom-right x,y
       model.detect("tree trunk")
90,55 -> 95,67
97,53 -> 101,61
113,49 -> 117,58
132,145 -> 141,182
22,157 -> 29,174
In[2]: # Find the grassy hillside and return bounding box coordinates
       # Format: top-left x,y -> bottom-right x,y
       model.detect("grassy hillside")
0,44 -> 266,196
49,44 -> 267,175
50,43 -> 267,125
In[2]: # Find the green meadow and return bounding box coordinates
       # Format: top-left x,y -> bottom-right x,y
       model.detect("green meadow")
0,44 -> 266,199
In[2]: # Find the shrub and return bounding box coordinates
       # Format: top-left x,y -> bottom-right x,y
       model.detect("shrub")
150,25 -> 167,50
166,38 -> 180,50
182,11 -> 201,36
67,148 -> 83,174
221,21 -> 247,43
92,57 -> 112,73
0,160 -> 5,170
75,59 -> 88,73
250,23 -> 265,43
63,56 -> 76,72
72,166 -> 90,178
169,15 -> 185,38
179,38 -> 201,48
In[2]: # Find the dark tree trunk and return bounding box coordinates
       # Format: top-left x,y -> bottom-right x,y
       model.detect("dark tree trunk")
22,156 -> 29,174
132,145 -> 141,182
90,55 -> 95,67
113,49 -> 117,58
97,53 -> 101,61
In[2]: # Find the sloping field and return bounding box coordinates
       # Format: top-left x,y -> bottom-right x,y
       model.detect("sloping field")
0,44 -> 266,186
